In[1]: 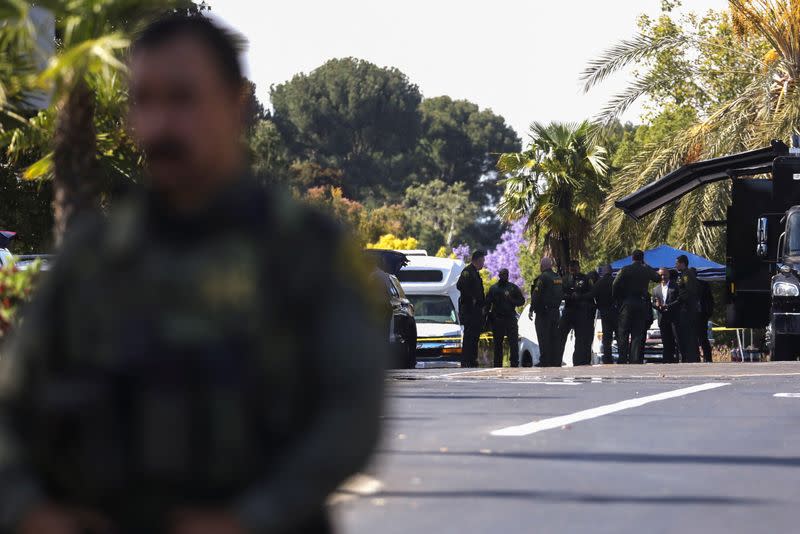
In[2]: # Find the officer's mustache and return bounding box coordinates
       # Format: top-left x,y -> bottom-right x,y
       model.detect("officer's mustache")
143,138 -> 189,164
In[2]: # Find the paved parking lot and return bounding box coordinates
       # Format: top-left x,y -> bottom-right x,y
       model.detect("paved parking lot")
334,363 -> 800,534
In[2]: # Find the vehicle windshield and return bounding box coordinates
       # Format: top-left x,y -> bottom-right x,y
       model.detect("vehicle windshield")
788,212 -> 800,257
407,295 -> 458,324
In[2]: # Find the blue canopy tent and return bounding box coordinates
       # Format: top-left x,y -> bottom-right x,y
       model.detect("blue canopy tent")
610,245 -> 725,282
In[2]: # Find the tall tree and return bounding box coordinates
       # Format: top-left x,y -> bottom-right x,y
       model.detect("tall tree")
403,179 -> 477,252
496,121 -> 608,267
271,57 -> 422,200
248,118 -> 291,185
416,96 -> 520,204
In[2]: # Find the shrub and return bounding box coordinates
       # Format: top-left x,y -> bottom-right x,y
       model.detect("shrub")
367,234 -> 420,251
0,261 -> 42,340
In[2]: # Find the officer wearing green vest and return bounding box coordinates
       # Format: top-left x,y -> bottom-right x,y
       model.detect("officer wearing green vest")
0,16 -> 385,534
558,260 -> 594,366
589,264 -> 618,364
486,268 -> 526,367
529,257 -> 564,367
457,250 -> 487,368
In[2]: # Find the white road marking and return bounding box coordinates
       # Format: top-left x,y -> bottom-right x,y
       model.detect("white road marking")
428,368 -> 499,379
442,379 -> 581,386
327,474 -> 383,505
774,392 -> 800,398
491,382 -> 730,437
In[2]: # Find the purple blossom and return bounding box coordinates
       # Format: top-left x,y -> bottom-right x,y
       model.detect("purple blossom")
485,219 -> 526,288
451,243 -> 471,263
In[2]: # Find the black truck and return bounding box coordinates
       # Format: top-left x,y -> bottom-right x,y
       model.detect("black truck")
616,136 -> 800,361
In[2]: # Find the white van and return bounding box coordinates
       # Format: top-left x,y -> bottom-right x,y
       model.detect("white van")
397,252 -> 464,361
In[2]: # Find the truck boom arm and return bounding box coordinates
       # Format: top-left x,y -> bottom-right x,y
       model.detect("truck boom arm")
615,140 -> 788,220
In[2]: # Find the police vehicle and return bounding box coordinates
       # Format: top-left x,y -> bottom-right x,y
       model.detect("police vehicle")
363,249 -> 418,369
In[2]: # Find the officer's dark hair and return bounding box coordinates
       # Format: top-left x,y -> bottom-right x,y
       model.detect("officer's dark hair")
632,250 -> 645,262
131,15 -> 247,90
472,250 -> 486,261
677,254 -> 689,266
569,259 -> 580,268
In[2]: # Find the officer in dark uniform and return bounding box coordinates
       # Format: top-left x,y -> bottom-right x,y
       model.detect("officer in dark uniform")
529,257 -> 564,367
675,256 -> 701,363
589,264 -> 618,364
613,250 -> 660,364
457,250 -> 486,368
0,16 -> 385,534
486,268 -> 526,367
696,270 -> 715,362
559,260 -> 593,366
585,270 -> 600,362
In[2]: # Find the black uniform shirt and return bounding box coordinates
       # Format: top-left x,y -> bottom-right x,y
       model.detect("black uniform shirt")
677,268 -> 700,311
486,281 -> 525,319
457,264 -> 485,314
612,262 -> 660,301
590,273 -> 615,310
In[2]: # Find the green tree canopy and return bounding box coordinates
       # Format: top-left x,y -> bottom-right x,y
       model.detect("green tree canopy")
403,179 -> 477,252
270,57 -> 422,200
416,96 -> 520,204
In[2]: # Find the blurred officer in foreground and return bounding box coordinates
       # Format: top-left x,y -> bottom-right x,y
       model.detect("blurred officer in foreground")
589,264 -> 617,364
613,250 -> 659,364
486,268 -> 525,367
652,267 -> 679,363
675,256 -> 700,363
530,257 -> 563,367
696,272 -> 715,362
457,250 -> 486,368
0,15 -> 385,534
558,260 -> 593,366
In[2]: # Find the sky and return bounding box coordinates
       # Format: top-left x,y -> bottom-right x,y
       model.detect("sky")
212,0 -> 729,139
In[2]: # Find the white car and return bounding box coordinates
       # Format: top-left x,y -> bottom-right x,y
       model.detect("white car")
518,304 -> 578,367
0,249 -> 52,271
0,248 -> 13,268
589,312 -> 658,364
1,231 -> 51,271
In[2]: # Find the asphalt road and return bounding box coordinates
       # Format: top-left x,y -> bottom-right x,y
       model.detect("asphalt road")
334,363 -> 800,534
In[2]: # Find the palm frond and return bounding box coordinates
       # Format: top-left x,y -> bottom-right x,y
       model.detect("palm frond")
580,33 -> 687,93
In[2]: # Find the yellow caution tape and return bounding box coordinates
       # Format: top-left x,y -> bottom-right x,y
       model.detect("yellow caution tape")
418,334 -> 496,343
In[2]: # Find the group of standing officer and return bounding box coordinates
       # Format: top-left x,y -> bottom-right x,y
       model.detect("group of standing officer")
530,256 -> 602,367
457,250 -> 527,368
458,247 -> 716,368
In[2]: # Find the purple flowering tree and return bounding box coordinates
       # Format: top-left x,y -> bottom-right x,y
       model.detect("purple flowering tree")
451,243 -> 471,263
484,219 -> 526,288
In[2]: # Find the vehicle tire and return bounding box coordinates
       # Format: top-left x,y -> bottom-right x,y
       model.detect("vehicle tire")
770,331 -> 799,361
521,350 -> 533,368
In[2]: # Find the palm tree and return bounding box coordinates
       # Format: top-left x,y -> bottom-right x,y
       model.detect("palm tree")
581,0 -> 800,261
496,121 -> 608,267
0,1 -> 202,246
